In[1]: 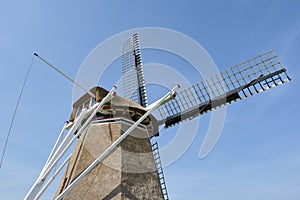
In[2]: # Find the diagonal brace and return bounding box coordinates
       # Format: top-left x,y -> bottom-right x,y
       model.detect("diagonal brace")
55,84 -> 180,200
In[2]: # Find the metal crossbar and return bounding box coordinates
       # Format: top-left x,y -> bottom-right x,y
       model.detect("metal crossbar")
158,50 -> 291,127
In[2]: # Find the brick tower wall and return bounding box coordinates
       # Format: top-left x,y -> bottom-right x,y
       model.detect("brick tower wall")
54,120 -> 163,200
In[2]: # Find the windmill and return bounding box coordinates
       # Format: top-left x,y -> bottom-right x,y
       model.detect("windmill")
25,34 -> 291,200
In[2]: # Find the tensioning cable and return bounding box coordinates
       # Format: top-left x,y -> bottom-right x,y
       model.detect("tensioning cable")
0,53 -> 96,168
0,54 -> 35,168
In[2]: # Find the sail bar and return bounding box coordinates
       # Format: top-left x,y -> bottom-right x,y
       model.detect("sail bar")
152,142 -> 169,200
158,50 -> 291,128
122,33 -> 148,107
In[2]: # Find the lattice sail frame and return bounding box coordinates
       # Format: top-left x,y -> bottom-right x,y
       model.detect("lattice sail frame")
158,50 -> 291,128
122,34 -> 148,107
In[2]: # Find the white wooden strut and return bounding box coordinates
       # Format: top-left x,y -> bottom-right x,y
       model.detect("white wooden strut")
24,86 -> 117,200
55,84 -> 179,200
34,154 -> 72,200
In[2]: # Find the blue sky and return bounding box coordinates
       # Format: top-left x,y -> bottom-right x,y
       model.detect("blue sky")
0,0 -> 299,199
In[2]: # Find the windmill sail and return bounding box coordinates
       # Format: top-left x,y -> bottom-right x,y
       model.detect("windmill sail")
158,50 -> 291,128
122,33 -> 148,107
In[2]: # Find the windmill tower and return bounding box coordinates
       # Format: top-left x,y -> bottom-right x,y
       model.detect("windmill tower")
25,34 -> 291,200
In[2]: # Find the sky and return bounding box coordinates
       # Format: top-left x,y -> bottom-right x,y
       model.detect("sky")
0,0 -> 300,199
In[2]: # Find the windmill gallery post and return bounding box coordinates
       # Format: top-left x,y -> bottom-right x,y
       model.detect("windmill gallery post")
25,34 -> 291,199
